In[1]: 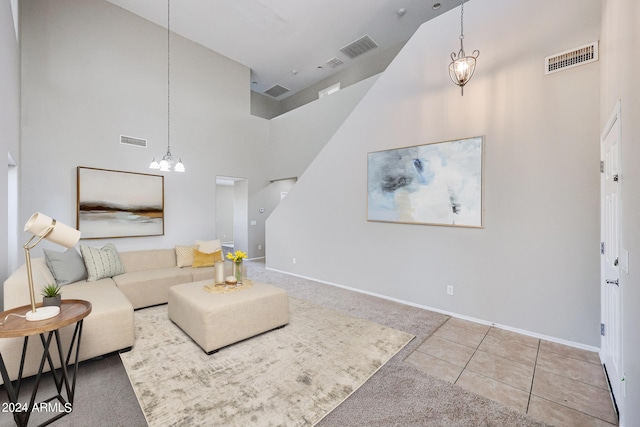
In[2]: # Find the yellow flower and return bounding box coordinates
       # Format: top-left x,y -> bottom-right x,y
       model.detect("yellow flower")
226,250 -> 247,262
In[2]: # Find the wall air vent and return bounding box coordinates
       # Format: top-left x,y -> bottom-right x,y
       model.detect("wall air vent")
340,35 -> 378,59
120,135 -> 147,148
326,57 -> 344,68
264,84 -> 290,98
545,41 -> 598,75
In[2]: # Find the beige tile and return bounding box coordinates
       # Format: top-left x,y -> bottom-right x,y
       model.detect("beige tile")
487,327 -> 540,348
528,395 -> 617,427
445,317 -> 491,335
405,350 -> 463,383
456,370 -> 529,413
466,350 -> 534,392
540,340 -> 601,365
531,370 -> 617,425
537,350 -> 609,390
433,323 -> 486,349
477,335 -> 538,367
415,336 -> 475,367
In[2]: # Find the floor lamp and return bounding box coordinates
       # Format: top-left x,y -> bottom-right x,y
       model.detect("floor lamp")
23,212 -> 81,321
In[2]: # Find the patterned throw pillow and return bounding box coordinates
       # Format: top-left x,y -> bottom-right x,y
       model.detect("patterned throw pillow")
80,243 -> 125,282
175,245 -> 197,268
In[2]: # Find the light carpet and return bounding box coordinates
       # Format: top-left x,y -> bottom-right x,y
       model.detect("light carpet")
120,297 -> 414,426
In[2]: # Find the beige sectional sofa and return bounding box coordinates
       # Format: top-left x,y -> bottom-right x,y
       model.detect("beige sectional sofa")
1,247 -> 224,382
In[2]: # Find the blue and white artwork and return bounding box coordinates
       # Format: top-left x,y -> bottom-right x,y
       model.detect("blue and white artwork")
367,137 -> 483,227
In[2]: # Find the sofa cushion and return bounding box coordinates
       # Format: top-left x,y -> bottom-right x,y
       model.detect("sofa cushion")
175,245 -> 197,268
112,267 -> 192,309
118,249 -> 176,273
188,266 -> 216,282
43,248 -> 88,286
80,243 -> 125,281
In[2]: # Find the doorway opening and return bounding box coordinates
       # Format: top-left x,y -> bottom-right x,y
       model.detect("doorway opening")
215,176 -> 248,256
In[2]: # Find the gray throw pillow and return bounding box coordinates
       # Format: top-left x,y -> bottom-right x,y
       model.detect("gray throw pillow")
43,248 -> 88,286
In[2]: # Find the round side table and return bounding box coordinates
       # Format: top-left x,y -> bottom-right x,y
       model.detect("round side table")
0,299 -> 91,427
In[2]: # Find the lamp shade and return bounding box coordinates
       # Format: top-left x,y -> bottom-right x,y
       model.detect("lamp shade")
24,212 -> 80,248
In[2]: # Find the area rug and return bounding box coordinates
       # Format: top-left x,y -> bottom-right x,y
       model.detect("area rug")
120,297 -> 414,426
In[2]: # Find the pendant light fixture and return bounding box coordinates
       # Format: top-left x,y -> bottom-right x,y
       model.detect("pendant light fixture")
150,0 -> 185,172
448,0 -> 479,96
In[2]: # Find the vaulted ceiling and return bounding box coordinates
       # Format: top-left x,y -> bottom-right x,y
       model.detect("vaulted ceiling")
105,0 -> 460,99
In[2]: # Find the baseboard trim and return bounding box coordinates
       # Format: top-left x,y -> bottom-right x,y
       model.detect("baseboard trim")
266,266 -> 600,354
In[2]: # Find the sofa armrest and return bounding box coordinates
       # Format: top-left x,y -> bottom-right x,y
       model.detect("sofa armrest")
3,258 -> 56,310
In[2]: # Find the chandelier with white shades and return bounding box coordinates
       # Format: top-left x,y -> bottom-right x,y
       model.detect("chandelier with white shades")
150,0 -> 185,172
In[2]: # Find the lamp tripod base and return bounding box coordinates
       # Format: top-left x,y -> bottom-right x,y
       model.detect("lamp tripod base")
25,306 -> 60,321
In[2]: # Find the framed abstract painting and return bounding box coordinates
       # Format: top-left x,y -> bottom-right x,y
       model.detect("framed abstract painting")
77,167 -> 164,238
367,137 -> 483,228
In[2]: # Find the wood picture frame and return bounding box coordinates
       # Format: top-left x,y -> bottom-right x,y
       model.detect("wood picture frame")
77,167 -> 164,239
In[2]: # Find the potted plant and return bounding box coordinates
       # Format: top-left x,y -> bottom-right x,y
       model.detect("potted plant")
41,284 -> 62,307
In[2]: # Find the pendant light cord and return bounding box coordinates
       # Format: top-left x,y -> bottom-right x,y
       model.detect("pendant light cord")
459,0 -> 465,52
167,0 -> 171,155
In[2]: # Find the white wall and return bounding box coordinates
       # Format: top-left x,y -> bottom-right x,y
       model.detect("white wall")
215,183 -> 234,243
0,0 -> 21,295
266,0 -> 601,347
19,0 -> 269,258
268,75 -> 378,181
600,1 -> 640,425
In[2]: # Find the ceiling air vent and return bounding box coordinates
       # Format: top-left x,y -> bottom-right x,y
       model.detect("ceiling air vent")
545,41 -> 598,75
340,35 -> 378,59
264,84 -> 290,98
326,57 -> 344,68
120,135 -> 147,148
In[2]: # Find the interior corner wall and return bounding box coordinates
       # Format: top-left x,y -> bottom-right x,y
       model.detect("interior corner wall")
600,0 -> 640,425
279,44 -> 402,114
267,75 -> 378,182
19,0 -> 270,259
1,0 -> 20,290
266,0 -> 602,346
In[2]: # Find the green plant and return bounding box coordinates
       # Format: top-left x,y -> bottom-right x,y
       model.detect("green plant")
41,283 -> 61,298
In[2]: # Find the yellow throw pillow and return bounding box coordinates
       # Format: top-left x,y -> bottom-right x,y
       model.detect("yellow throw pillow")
192,248 -> 223,268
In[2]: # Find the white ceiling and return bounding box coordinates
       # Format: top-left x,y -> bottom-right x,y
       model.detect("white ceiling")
105,0 -> 460,100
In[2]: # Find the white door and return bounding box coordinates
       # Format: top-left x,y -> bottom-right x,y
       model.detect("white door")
601,102 -> 622,408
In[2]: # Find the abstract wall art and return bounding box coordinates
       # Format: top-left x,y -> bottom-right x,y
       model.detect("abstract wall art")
77,167 -> 164,238
367,137 -> 483,228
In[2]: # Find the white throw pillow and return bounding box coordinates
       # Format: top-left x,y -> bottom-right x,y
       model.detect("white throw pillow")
195,239 -> 221,254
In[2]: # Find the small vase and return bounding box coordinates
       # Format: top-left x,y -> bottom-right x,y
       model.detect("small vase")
214,261 -> 225,285
43,295 -> 62,307
233,260 -> 243,285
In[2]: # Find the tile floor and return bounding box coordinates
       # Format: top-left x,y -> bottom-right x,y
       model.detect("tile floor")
405,317 -> 618,426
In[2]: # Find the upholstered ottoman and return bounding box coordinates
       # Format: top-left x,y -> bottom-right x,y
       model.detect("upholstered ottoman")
167,280 -> 289,354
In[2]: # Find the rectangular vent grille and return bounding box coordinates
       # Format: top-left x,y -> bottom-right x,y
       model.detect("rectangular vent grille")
326,57 -> 344,68
340,35 -> 378,59
120,135 -> 147,148
545,41 -> 598,75
264,84 -> 290,98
